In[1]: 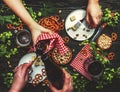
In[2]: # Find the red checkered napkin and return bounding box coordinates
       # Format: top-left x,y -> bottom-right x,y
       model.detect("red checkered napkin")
33,32 -> 68,55
70,44 -> 93,80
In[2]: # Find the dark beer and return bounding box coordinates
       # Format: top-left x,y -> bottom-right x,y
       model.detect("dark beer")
36,40 -> 64,90
88,61 -> 103,77
84,58 -> 103,78
16,29 -> 31,46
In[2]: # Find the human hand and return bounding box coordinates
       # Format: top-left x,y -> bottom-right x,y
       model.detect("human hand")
3,0 -> 52,46
86,0 -> 102,28
49,69 -> 73,92
9,62 -> 32,92
29,22 -> 52,45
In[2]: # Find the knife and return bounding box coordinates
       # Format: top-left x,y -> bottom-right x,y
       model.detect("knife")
91,23 -> 107,42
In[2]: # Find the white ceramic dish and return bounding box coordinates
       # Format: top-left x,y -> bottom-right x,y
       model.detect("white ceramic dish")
65,9 -> 95,41
18,52 -> 46,83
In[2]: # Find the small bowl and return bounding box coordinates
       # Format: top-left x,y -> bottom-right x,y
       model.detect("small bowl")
15,29 -> 31,47
84,59 -> 103,79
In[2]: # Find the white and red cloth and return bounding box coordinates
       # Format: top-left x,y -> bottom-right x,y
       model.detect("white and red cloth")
70,44 -> 93,80
30,32 -> 68,55
30,32 -> 93,80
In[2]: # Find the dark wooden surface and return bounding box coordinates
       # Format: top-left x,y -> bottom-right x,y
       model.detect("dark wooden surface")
0,0 -> 120,92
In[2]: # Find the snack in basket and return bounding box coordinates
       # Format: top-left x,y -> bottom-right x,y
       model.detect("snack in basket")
62,36 -> 70,43
97,34 -> 112,50
52,46 -> 72,65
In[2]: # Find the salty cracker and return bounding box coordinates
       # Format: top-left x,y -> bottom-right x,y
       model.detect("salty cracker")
52,46 -> 72,65
97,34 -> 112,50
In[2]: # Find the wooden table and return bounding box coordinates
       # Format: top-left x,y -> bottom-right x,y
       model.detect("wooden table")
0,0 -> 120,92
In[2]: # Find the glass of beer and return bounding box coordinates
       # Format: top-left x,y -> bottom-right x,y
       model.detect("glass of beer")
84,57 -> 103,79
15,29 -> 31,47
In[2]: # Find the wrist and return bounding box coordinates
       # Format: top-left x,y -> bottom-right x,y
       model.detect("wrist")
28,21 -> 40,31
27,19 -> 38,29
9,83 -> 22,92
9,87 -> 20,92
29,21 -> 46,33
88,0 -> 99,4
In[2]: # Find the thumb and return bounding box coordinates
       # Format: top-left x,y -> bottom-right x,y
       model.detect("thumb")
49,82 -> 58,92
26,61 -> 33,69
22,62 -> 33,74
41,28 -> 53,34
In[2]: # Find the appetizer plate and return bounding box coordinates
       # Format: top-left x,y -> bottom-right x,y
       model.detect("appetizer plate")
65,9 -> 95,41
18,52 -> 46,84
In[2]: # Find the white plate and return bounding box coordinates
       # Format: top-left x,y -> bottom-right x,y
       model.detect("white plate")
18,52 -> 46,83
65,9 -> 95,41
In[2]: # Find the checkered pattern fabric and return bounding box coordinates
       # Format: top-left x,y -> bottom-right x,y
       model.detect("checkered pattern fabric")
32,32 -> 68,55
70,44 -> 93,80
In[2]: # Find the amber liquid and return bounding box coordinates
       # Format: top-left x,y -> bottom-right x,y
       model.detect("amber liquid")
36,41 -> 64,90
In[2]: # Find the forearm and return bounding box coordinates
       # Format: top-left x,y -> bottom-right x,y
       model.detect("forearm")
3,0 -> 35,27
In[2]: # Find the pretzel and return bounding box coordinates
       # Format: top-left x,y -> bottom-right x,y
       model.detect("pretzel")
62,36 -> 70,43
43,79 -> 50,86
38,15 -> 64,33
6,24 -> 15,29
107,52 -> 115,60
42,68 -> 46,76
80,49 -> 87,56
35,74 -> 43,80
32,79 -> 38,86
32,74 -> 43,86
16,26 -> 23,30
42,68 -> 46,73
28,76 -> 32,81
111,32 -> 118,41
6,22 -> 23,30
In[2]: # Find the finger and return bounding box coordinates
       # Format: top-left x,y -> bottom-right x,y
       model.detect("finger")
49,82 -> 58,92
13,64 -> 24,74
86,14 -> 95,28
62,69 -> 73,92
92,13 -> 102,28
25,68 -> 30,81
23,62 -> 33,69
40,26 -> 52,34
86,14 -> 90,26
68,75 -> 73,88
13,66 -> 19,73
91,17 -> 100,28
21,62 -> 33,75
62,69 -> 71,87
